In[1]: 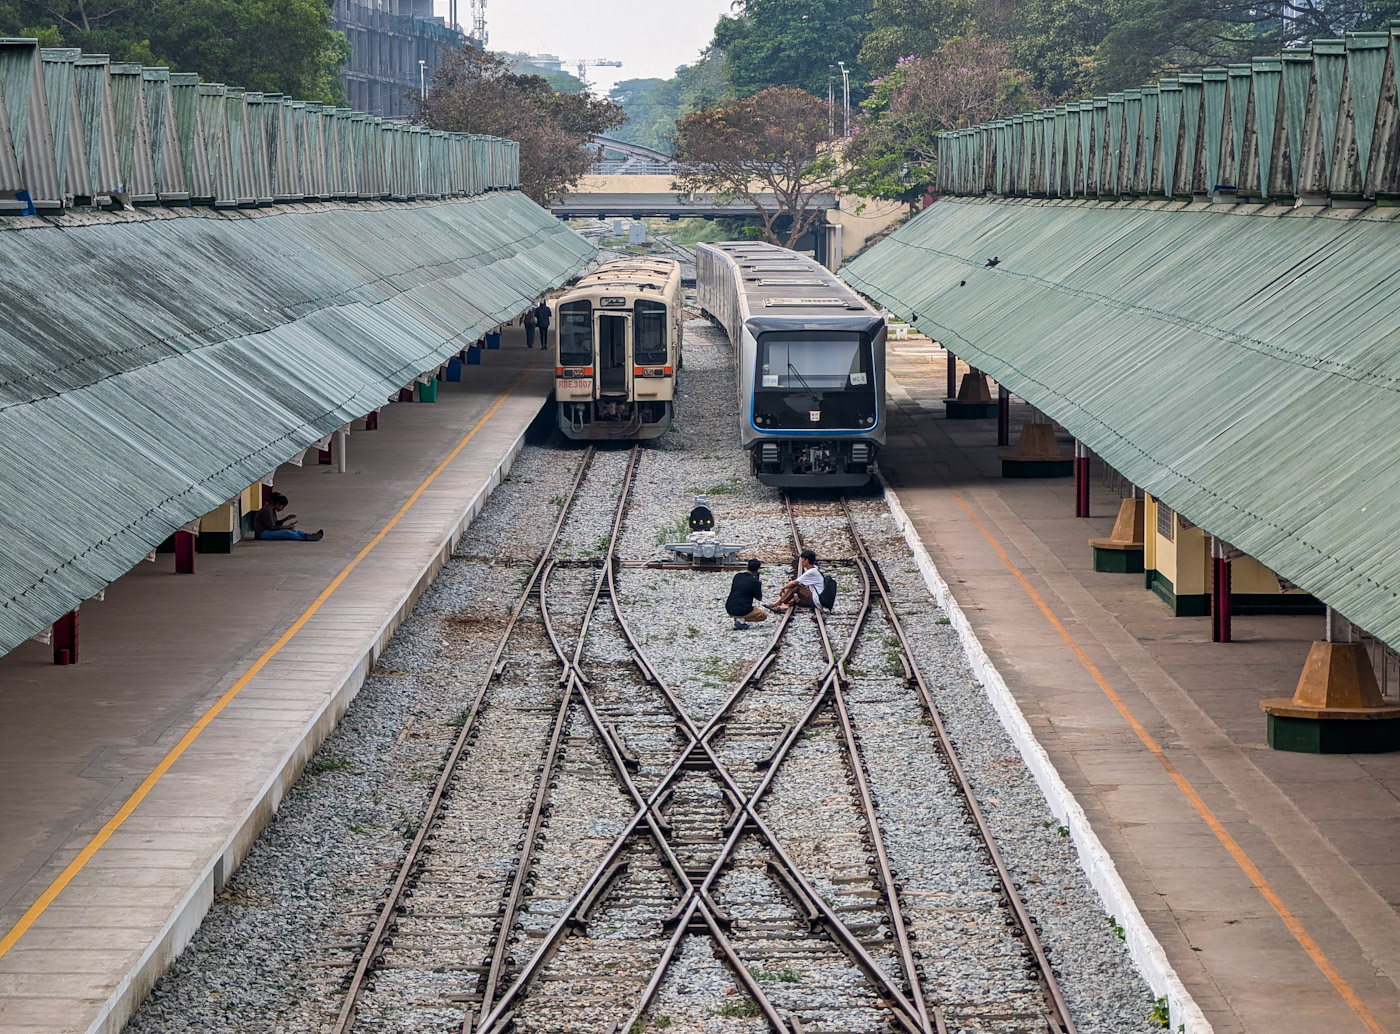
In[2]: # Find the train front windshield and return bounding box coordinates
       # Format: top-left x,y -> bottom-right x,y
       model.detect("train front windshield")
559,301 -> 593,366
754,332 -> 877,430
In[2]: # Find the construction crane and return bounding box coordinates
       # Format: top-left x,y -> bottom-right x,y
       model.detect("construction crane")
566,58 -> 622,86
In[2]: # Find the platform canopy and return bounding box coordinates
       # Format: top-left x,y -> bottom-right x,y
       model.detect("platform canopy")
0,192 -> 594,655
842,197 -> 1400,649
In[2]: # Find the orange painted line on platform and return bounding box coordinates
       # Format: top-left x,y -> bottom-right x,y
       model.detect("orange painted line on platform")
0,361 -> 543,962
946,486 -> 1390,1034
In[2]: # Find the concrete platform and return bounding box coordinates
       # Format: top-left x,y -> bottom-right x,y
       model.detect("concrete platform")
881,341 -> 1400,1034
0,331 -> 553,1034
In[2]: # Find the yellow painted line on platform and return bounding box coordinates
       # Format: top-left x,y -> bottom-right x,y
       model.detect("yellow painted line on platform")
946,486 -> 1391,1034
0,361 -> 543,961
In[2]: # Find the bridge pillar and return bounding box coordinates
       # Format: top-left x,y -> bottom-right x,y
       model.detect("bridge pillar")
997,385 -> 1010,446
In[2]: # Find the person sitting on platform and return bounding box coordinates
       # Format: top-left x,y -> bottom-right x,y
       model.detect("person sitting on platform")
773,549 -> 822,611
726,558 -> 767,630
254,493 -> 323,541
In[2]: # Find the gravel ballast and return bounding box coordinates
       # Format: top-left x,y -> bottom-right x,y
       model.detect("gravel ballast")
126,300 -> 1165,1034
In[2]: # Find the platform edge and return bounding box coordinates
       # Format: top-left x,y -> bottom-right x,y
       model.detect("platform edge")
82,403 -> 544,1034
879,476 -> 1212,1034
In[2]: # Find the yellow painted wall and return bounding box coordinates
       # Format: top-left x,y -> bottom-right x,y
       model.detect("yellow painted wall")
240,483 -> 262,518
1146,494 -> 1207,594
198,501 -> 237,534
1175,526 -> 1208,595
829,197 -> 908,259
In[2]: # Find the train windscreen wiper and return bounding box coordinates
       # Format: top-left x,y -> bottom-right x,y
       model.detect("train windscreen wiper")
787,362 -> 820,401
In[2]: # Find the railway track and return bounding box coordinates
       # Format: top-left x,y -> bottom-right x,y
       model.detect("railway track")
330,453 -> 1078,1034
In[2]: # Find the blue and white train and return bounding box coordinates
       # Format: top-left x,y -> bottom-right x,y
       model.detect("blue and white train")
697,242 -> 886,488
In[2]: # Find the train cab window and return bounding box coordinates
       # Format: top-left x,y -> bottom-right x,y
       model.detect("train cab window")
635,300 -> 668,365
559,301 -> 593,365
753,331 -> 877,430
757,333 -> 871,391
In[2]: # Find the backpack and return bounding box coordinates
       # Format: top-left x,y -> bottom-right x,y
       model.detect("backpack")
818,574 -> 838,611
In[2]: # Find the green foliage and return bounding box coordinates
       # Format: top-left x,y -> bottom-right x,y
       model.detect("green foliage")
841,34 -> 1035,204
306,753 -> 353,775
0,0 -> 349,104
673,86 -> 839,245
421,47 -> 624,204
1089,0 -> 1400,92
713,999 -> 762,1018
652,217 -> 754,247
713,0 -> 872,100
609,53 -> 733,152
1150,995 -> 1171,1026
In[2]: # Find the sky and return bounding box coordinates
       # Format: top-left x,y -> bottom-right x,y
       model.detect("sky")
432,0 -> 735,95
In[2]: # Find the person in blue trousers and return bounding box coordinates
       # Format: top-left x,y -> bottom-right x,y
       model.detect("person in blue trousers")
254,493 -> 323,541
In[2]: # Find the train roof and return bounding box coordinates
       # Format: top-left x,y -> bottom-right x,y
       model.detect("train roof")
699,242 -> 878,326
570,257 -> 681,296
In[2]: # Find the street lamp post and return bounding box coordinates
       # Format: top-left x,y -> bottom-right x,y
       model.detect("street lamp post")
827,69 -> 835,139
419,59 -> 427,100
837,61 -> 851,138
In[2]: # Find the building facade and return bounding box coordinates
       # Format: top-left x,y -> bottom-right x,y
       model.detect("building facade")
333,0 -> 464,119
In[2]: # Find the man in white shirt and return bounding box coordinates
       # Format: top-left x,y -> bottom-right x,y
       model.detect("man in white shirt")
774,549 -> 823,611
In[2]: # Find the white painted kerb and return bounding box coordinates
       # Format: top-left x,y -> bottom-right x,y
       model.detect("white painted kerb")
881,479 -> 1211,1034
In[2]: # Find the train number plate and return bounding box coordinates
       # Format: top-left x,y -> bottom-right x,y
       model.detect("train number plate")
558,379 -> 592,389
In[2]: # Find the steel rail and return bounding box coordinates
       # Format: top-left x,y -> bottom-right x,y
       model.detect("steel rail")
618,499 -> 934,1034
839,497 -> 1078,1034
784,498 -> 936,1034
475,447 -> 793,1034
478,492 -> 934,1034
331,446 -> 598,1034
475,445 -> 642,1022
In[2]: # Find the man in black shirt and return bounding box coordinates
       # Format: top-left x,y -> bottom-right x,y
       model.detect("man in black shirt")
725,558 -> 767,630
534,299 -> 552,348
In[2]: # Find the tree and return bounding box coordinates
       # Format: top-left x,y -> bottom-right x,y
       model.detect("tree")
842,34 -> 1035,205
0,0 -> 349,103
712,0 -> 873,100
672,86 -> 838,247
419,47 -> 625,205
1088,0 -> 1400,90
609,52 -> 733,152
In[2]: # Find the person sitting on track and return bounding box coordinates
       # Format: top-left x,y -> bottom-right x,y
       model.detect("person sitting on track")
773,549 -> 822,611
253,493 -> 323,541
726,558 -> 767,630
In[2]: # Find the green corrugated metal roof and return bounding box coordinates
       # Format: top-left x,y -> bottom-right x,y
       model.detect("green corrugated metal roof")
843,197 -> 1400,647
0,191 -> 594,655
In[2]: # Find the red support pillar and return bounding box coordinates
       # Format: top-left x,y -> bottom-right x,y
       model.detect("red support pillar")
398,387 -> 414,403
946,348 -> 958,399
318,443 -> 332,464
175,528 -> 196,574
365,409 -> 379,431
1074,441 -> 1091,517
53,608 -> 78,665
997,384 -> 1010,446
1212,540 -> 1233,643
262,483 -> 275,505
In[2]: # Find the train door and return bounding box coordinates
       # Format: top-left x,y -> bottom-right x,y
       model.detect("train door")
597,313 -> 629,395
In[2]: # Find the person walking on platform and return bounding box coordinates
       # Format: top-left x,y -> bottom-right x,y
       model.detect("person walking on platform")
534,299 -> 552,350
726,558 -> 767,630
773,549 -> 822,611
523,306 -> 538,348
254,493 -> 323,541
